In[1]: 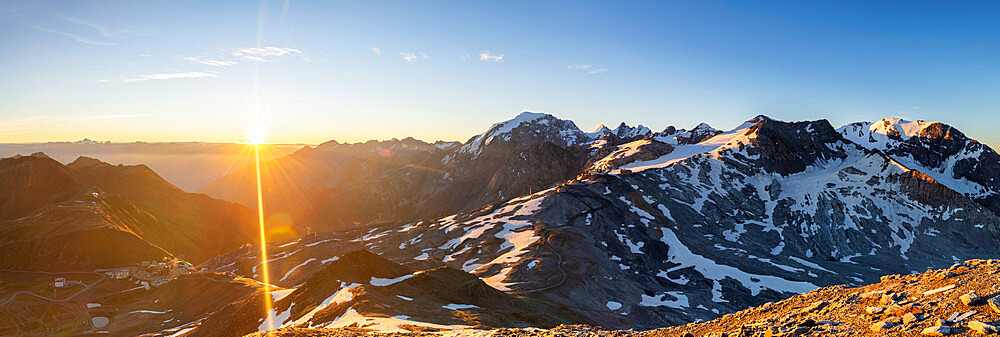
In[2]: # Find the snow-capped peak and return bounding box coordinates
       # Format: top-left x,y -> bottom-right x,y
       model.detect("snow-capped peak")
837,117 -> 944,152
673,122 -> 720,145
585,122 -> 653,140
75,138 -> 104,145
460,112 -> 551,152
692,122 -> 715,131
459,112 -> 589,155
870,117 -> 939,140
837,117 -> 998,200
612,122 -> 652,139
592,124 -> 611,134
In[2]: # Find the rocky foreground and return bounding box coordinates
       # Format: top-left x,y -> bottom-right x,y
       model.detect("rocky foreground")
642,259 -> 1000,336
245,259 -> 1000,337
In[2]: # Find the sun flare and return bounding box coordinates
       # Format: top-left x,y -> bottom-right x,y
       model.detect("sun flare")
248,124 -> 266,144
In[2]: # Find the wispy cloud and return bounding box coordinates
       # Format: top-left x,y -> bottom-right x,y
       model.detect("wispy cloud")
30,25 -> 114,46
479,51 -> 504,62
232,47 -> 302,62
183,56 -> 236,67
401,52 -> 417,63
569,63 -> 608,74
31,16 -> 128,46
58,16 -> 116,37
138,53 -> 151,57
371,47 -> 381,56
97,72 -> 219,83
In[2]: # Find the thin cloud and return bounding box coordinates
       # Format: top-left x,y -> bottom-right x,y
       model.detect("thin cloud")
232,47 -> 303,62
97,72 -> 219,83
401,52 -> 417,63
58,16 -> 116,37
30,25 -> 114,46
183,56 -> 236,67
569,63 -> 607,74
479,51 -> 504,62
138,53 -> 151,57
371,47 -> 381,56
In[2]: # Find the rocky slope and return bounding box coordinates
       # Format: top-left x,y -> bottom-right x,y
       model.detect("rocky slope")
189,250 -> 583,337
642,259 -> 1000,336
240,259 -> 1000,336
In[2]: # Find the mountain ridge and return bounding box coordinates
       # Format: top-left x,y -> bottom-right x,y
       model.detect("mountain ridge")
0,154 -> 259,270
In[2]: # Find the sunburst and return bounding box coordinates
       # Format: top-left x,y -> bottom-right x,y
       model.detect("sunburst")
251,125 -> 275,331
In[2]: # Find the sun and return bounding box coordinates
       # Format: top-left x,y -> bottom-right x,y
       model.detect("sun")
248,124 -> 266,144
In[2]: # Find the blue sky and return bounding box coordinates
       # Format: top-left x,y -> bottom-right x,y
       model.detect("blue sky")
2,1 -> 999,148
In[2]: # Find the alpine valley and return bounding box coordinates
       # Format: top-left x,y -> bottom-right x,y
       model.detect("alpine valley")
2,112 -> 998,336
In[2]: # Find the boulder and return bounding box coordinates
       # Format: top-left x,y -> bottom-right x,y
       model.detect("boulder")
960,291 -> 984,306
988,296 -> 1000,314
921,325 -> 952,336
967,321 -> 998,334
903,313 -> 923,324
871,321 -> 895,332
866,306 -> 886,315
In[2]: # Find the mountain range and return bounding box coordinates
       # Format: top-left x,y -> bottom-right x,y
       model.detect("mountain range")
0,141 -> 301,191
1,112 -> 998,336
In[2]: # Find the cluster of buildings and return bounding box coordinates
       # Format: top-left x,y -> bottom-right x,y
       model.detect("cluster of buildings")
97,258 -> 198,288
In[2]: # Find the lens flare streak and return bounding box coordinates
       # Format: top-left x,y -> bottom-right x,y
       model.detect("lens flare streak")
255,143 -> 275,330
